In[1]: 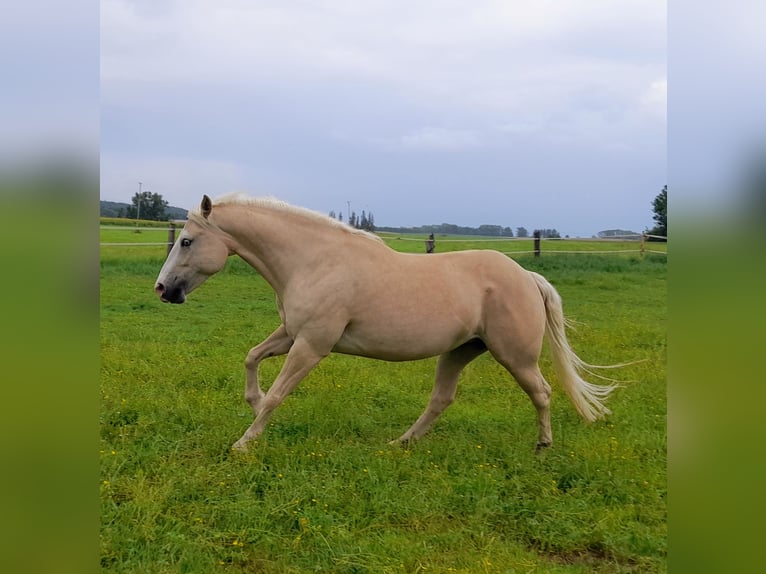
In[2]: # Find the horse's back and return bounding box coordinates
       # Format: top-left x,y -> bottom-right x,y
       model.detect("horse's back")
395,249 -> 537,298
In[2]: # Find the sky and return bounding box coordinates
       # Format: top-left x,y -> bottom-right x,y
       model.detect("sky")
100,0 -> 667,236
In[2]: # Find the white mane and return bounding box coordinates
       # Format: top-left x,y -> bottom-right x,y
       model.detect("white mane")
190,192 -> 383,243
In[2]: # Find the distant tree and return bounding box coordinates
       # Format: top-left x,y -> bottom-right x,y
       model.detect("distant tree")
535,228 -> 561,238
647,185 -> 667,237
353,210 -> 375,232
598,229 -> 640,238
329,210 -> 336,219
443,223 -> 459,235
349,211 -> 357,228
338,212 -> 343,223
478,224 -> 503,236
126,192 -> 169,221
502,226 -> 514,237
516,227 -> 529,238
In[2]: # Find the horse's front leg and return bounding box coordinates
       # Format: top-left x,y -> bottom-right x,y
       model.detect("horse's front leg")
244,324 -> 293,416
233,336 -> 326,452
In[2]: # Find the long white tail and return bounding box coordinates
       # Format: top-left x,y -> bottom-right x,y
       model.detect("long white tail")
530,271 -> 620,422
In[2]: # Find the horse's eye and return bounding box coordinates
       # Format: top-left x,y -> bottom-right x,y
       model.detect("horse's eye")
181,238 -> 192,247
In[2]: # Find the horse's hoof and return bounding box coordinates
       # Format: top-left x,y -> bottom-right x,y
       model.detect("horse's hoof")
535,441 -> 551,454
231,440 -> 250,453
388,437 -> 412,448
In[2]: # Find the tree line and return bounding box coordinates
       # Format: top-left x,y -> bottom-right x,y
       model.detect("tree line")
106,184 -> 667,240
373,223 -> 564,238
328,209 -> 563,237
376,185 -> 668,240
376,223 -> 515,236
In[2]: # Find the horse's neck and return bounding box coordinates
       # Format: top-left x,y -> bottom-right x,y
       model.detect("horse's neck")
214,205 -> 337,293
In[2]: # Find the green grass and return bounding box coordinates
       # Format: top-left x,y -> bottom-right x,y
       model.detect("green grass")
100,239 -> 666,573
101,217 -> 178,227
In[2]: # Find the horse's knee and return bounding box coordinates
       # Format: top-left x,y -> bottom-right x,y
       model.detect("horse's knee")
244,387 -> 263,405
520,374 -> 551,410
535,385 -> 551,408
244,352 -> 258,371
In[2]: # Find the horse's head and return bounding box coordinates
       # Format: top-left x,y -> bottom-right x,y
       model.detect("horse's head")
154,195 -> 230,304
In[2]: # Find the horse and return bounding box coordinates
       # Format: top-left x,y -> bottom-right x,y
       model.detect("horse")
154,193 -> 619,452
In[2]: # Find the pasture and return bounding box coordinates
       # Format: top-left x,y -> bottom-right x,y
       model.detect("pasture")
100,230 -> 666,573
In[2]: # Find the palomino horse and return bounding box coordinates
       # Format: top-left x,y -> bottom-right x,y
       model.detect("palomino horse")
155,194 -> 619,452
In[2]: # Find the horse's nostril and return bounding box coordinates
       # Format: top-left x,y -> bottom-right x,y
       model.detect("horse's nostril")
155,282 -> 165,295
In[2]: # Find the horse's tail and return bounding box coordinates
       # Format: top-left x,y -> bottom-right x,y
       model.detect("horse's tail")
530,271 -> 620,422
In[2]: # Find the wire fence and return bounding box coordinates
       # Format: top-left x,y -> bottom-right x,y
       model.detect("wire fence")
385,233 -> 668,256
100,225 -> 667,257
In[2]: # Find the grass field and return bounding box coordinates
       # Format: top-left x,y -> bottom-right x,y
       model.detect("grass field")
100,230 -> 666,573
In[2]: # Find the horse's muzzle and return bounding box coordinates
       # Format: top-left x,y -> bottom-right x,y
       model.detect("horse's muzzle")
154,281 -> 187,304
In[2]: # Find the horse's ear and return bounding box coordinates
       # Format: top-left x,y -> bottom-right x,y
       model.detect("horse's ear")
201,195 -> 212,219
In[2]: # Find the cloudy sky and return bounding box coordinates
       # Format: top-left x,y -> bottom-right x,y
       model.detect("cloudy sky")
100,0 -> 666,236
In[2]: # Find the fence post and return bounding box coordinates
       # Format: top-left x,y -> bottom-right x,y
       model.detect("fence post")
425,233 -> 435,253
167,223 -> 176,255
640,233 -> 646,257
533,230 -> 541,257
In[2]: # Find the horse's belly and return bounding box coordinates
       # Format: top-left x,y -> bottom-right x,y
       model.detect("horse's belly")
332,317 -> 475,361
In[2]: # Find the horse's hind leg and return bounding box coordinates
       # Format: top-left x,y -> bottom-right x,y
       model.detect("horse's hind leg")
494,357 -> 553,451
516,365 -> 553,451
244,324 -> 293,415
393,339 -> 487,445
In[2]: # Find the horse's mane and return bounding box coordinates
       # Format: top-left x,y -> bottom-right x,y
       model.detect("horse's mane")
189,192 -> 384,243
